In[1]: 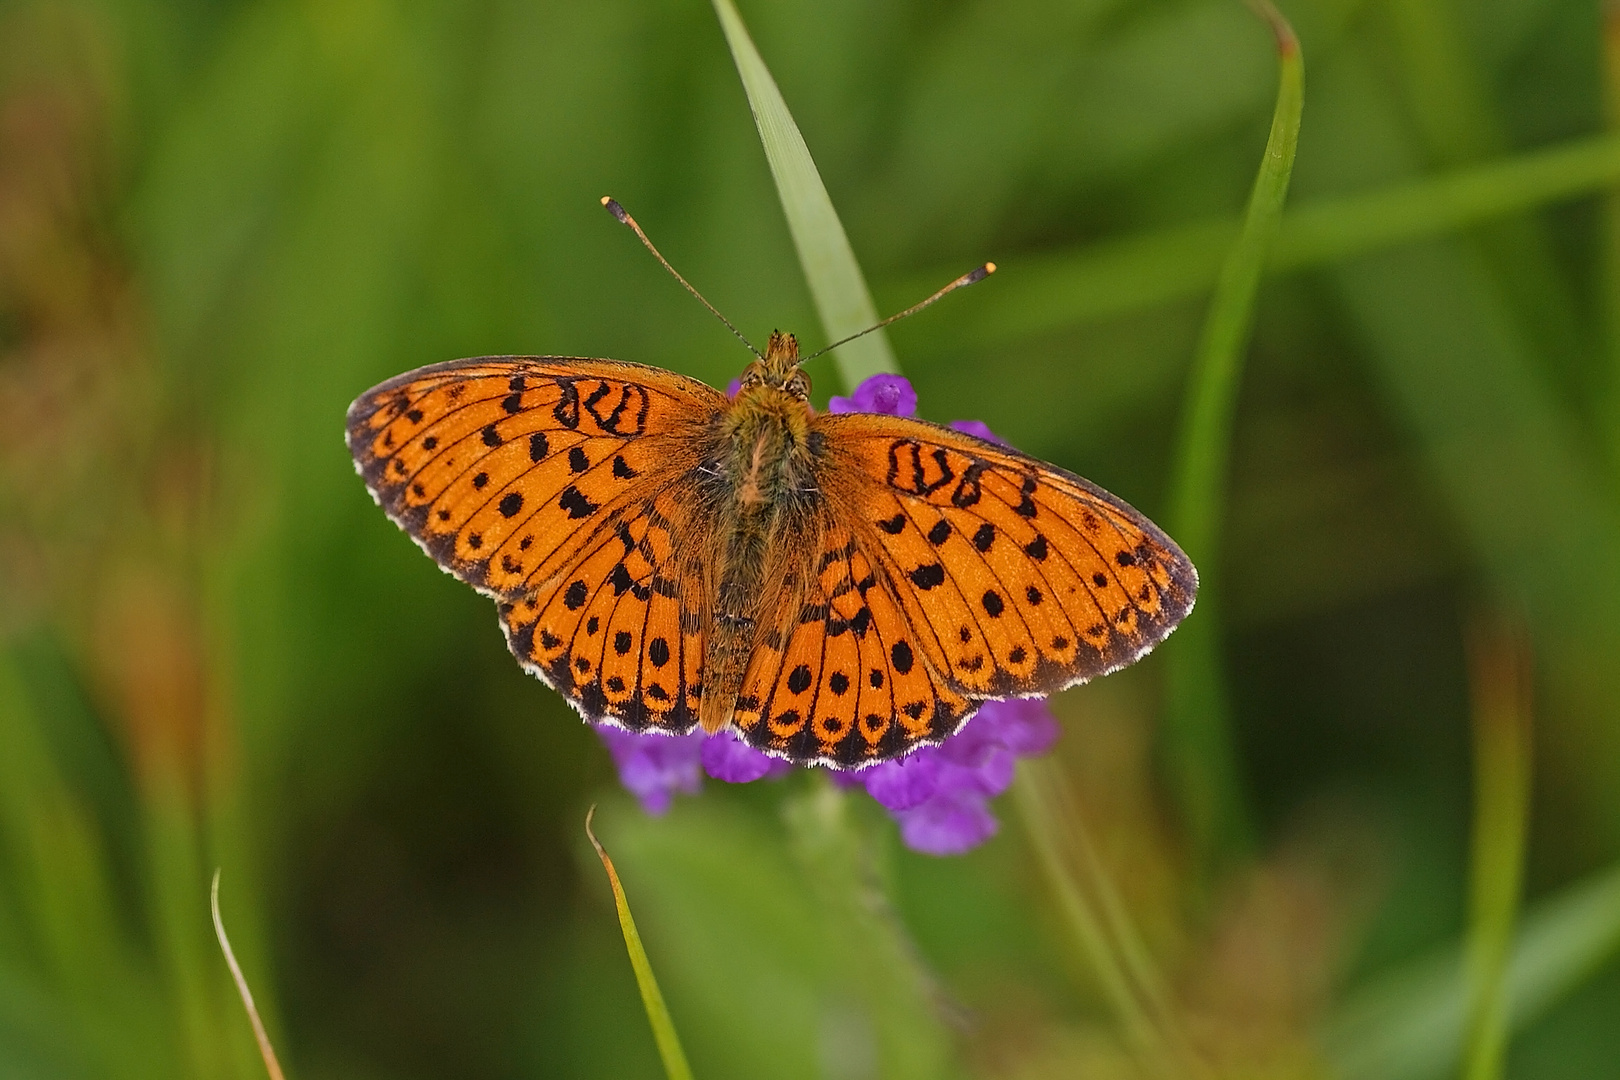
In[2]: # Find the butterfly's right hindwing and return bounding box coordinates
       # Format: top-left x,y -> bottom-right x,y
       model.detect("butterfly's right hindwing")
731,515 -> 977,768
497,487 -> 711,735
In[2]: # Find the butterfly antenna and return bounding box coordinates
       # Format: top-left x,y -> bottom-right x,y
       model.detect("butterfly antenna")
602,197 -> 763,359
800,262 -> 996,364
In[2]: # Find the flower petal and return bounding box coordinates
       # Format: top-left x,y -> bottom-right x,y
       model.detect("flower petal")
948,419 -> 1006,446
702,731 -> 793,783
828,373 -> 917,417
859,748 -> 942,811
898,791 -> 999,856
596,726 -> 705,816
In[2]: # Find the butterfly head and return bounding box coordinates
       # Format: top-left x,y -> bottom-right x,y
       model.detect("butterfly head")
736,330 -> 811,401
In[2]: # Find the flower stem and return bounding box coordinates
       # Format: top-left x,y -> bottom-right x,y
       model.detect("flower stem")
1014,760 -> 1200,1077
1462,615 -> 1534,1080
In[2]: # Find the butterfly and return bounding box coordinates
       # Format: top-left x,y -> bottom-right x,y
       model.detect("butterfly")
346,328 -> 1197,769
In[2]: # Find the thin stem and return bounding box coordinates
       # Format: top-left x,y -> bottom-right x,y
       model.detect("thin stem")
1014,759 -> 1200,1076
1461,616 -> 1534,1080
1602,3 -> 1620,481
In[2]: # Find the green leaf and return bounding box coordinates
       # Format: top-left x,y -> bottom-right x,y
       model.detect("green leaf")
711,0 -> 896,387
1460,621 -> 1534,1080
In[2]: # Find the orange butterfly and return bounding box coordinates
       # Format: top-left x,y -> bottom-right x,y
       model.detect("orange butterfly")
347,334 -> 1197,768
347,209 -> 1196,770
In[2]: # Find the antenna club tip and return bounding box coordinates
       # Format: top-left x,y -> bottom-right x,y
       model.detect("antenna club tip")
962,262 -> 995,286
601,197 -> 629,222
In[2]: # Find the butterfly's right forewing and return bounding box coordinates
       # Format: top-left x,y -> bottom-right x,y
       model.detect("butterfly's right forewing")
346,356 -> 723,597
347,356 -> 726,734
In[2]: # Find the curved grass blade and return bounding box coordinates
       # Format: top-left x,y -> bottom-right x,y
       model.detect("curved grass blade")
211,872 -> 287,1080
1013,759 -> 1180,1063
586,808 -> 695,1080
1604,5 -> 1620,481
1162,0 -> 1303,861
711,0 -> 896,388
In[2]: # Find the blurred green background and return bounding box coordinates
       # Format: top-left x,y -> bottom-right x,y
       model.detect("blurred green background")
4,0 -> 1620,1076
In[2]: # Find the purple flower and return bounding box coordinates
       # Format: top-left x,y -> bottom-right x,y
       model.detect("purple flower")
948,418 -> 1007,446
595,726 -> 705,816
860,747 -> 943,811
859,698 -> 1060,855
594,725 -> 791,815
591,373 -> 1061,854
702,730 -> 793,783
828,373 -> 917,417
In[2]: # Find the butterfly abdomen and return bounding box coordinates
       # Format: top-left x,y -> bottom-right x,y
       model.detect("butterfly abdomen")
697,385 -> 823,733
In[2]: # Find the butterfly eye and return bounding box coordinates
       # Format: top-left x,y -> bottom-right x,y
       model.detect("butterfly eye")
786,371 -> 811,399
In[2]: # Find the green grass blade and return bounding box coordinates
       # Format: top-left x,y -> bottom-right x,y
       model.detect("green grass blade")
1323,860 -> 1620,1080
1161,1 -> 1303,860
586,809 -> 695,1080
1461,619 -> 1534,1080
711,0 -> 896,387
1604,8 -> 1620,482
905,132 -> 1620,349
